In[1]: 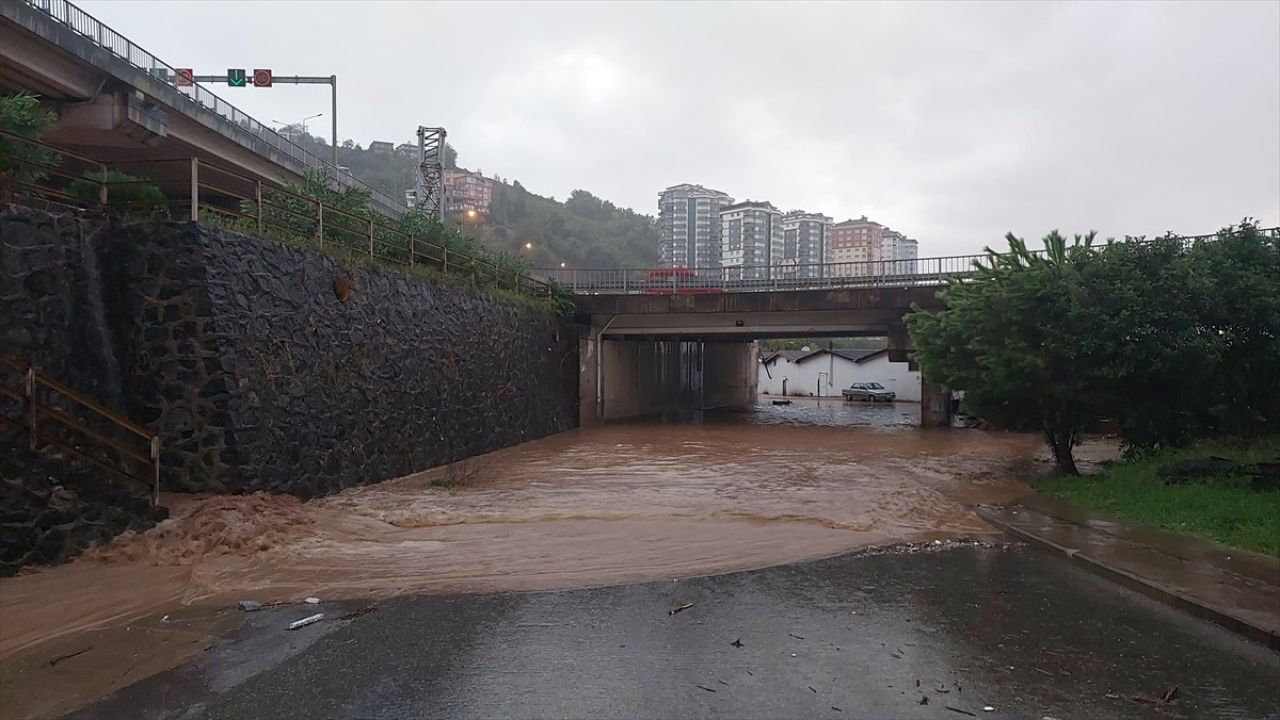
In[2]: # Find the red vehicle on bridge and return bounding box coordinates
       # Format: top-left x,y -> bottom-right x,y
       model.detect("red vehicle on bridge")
642,268 -> 724,295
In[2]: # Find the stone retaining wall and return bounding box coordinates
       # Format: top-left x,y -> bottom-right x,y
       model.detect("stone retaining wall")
0,206 -> 578,570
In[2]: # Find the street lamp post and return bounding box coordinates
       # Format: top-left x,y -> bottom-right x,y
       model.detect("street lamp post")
272,113 -> 323,140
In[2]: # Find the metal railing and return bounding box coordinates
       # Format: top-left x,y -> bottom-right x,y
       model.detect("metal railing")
0,355 -> 160,506
539,255 -> 986,294
539,228 -> 1279,295
0,130 -> 551,298
15,0 -> 404,216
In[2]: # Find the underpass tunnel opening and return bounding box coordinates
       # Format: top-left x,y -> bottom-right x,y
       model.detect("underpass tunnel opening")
580,325 -> 950,427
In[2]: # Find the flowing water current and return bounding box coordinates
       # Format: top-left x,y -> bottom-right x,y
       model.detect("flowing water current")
1,399 -> 1044,667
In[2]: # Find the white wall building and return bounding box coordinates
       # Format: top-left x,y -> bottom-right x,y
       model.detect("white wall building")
758,348 -> 921,401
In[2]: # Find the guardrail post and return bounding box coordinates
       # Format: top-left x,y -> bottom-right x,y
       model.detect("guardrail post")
24,368 -> 37,451
622,273 -> 629,294
150,435 -> 160,506
188,158 -> 199,221
443,248 -> 449,274
409,235 -> 415,266
317,203 -> 324,250
98,163 -> 108,206
255,181 -> 263,236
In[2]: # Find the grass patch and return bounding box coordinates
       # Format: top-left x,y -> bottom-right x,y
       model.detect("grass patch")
1035,437 -> 1280,557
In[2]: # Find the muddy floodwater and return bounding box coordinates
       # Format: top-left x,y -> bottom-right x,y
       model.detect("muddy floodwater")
1,398 -> 1047,716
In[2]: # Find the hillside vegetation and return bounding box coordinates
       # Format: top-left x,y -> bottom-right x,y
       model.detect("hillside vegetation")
287,130 -> 660,269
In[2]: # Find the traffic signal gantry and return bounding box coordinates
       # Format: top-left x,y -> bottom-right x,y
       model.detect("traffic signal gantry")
151,67 -> 339,166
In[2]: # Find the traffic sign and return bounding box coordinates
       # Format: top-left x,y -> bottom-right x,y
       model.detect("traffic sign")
252,68 -> 273,87
149,68 -> 168,82
176,68 -> 194,86
227,68 -> 246,87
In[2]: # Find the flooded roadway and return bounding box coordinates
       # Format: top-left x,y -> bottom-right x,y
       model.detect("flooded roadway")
1,398 -> 1043,708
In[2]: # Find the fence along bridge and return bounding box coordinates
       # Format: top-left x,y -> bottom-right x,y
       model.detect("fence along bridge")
537,228 -> 1277,296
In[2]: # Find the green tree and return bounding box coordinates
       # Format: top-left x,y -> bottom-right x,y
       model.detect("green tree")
1184,222 -> 1280,438
69,169 -> 167,215
908,223 -> 1279,473
907,231 -> 1102,474
0,93 -> 58,188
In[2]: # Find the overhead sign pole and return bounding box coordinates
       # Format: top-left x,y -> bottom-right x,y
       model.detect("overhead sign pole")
181,69 -> 340,168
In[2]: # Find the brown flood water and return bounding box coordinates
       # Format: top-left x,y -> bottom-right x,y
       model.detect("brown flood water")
1,399 -> 1050,716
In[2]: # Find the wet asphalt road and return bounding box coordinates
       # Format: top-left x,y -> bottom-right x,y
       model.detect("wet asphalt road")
71,543 -> 1280,720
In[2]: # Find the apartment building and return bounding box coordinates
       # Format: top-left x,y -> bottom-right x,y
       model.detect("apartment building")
720,200 -> 783,280
781,211 -> 833,278
659,183 -> 734,270
443,169 -> 495,216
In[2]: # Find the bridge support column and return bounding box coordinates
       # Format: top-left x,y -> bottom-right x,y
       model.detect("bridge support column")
921,380 -> 952,427
578,327 -> 602,426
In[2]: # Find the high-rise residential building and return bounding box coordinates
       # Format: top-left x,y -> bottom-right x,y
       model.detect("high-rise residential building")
659,184 -> 734,270
781,211 -> 833,278
720,201 -> 783,280
880,229 -> 919,274
831,216 -> 885,272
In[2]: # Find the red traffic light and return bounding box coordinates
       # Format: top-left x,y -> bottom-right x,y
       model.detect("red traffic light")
175,68 -> 193,87
252,68 -> 273,87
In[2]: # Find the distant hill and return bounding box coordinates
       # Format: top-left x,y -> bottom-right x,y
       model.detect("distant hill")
283,129 -> 659,269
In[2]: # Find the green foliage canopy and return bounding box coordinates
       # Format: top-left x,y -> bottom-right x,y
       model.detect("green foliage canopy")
906,222 -> 1279,474
0,93 -> 59,187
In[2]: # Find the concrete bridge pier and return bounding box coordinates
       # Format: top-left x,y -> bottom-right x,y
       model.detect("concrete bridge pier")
888,324 -> 951,427
578,329 -> 756,425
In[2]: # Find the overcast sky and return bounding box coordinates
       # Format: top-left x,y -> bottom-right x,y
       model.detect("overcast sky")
81,0 -> 1279,256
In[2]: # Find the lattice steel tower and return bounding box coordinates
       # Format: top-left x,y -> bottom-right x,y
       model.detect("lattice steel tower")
415,126 -> 447,220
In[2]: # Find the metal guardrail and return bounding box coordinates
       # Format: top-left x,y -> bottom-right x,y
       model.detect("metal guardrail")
538,229 -> 1279,295
0,129 -> 551,298
0,355 -> 160,505
18,0 -> 405,216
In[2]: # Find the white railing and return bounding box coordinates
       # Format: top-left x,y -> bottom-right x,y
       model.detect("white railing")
17,0 -> 405,215
540,228 -> 1278,295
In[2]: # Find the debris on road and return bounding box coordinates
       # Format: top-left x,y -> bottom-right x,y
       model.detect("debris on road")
1129,686 -> 1181,706
809,686 -> 817,693
983,706 -> 995,712
236,600 -> 263,612
286,613 -> 325,631
669,602 -> 695,615
49,646 -> 92,667
730,638 -> 744,648
831,707 -> 843,713
946,706 -> 977,717
304,597 -> 321,605
695,684 -> 717,693
919,695 -> 929,705
788,633 -> 805,640
338,605 -> 378,621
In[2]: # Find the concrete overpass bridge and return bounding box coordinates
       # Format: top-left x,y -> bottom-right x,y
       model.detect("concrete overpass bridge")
546,228 -> 1275,427
551,258 -> 968,427
0,0 -> 405,217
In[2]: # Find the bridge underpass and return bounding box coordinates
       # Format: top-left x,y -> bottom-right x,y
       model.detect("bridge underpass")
574,286 -> 951,426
